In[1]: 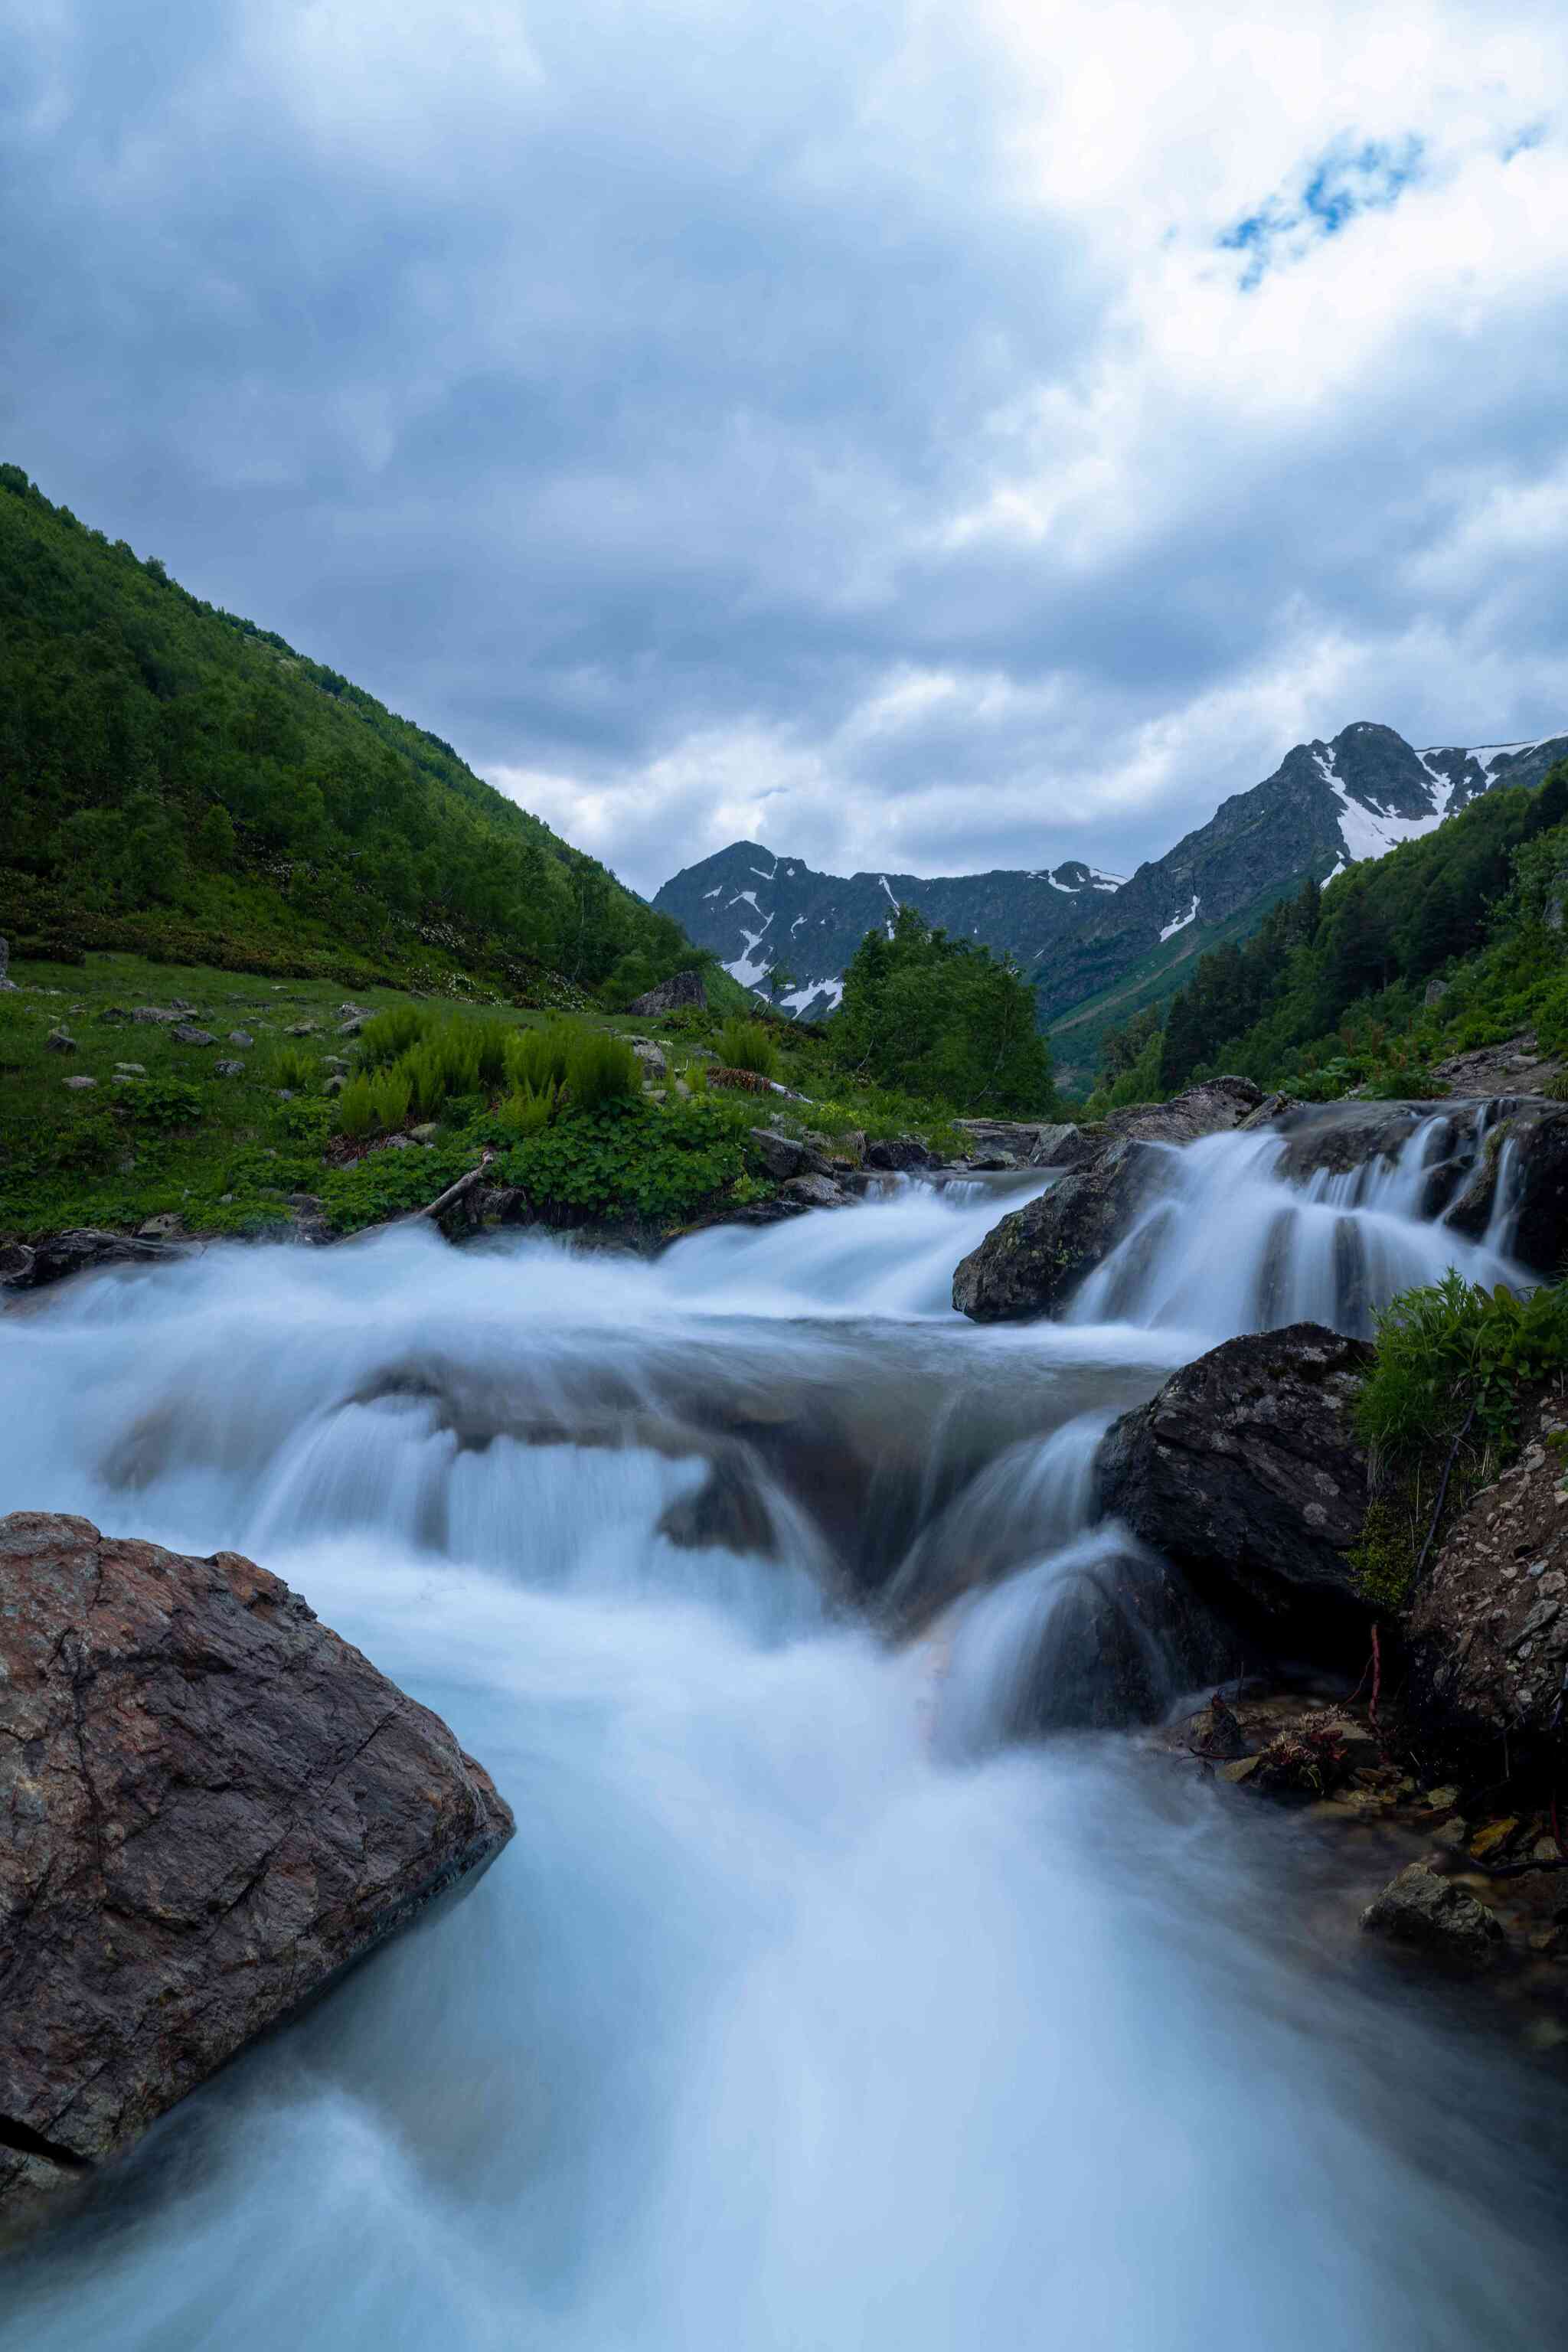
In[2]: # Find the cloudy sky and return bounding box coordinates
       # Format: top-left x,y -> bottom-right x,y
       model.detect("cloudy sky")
5,1 -> 1566,895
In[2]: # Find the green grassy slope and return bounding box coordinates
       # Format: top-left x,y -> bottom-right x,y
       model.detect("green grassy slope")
0,463 -> 701,1005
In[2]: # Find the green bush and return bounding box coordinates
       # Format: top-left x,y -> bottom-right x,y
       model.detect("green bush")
564,1029 -> 642,1112
498,1079 -> 558,1135
717,1018 -> 780,1080
337,1072 -> 377,1139
504,1024 -> 574,1094
270,1043 -> 318,1091
371,1063 -> 414,1131
356,1004 -> 436,1069
129,1076 -> 207,1129
498,1096 -> 752,1222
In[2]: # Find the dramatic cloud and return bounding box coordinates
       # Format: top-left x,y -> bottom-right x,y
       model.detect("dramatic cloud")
4,0 -> 1565,892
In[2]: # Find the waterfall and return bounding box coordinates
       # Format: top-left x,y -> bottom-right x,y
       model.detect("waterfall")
2,1165 -> 1565,2348
1069,1109 -> 1524,1341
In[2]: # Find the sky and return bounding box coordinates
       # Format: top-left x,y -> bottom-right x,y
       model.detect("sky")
4,1 -> 1566,898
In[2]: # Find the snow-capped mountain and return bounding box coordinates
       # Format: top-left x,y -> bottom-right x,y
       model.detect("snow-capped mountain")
654,722 -> 1568,1030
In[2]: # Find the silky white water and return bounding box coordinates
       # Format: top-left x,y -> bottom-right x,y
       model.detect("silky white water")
2,1148 -> 1561,2348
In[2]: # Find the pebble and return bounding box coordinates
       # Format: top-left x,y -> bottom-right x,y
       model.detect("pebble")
63,1074 -> 96,1090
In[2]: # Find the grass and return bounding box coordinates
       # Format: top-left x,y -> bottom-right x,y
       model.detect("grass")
0,949 -> 972,1248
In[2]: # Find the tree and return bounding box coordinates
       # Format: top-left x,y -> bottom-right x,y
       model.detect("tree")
831,906 -> 1054,1113
766,962 -> 798,1009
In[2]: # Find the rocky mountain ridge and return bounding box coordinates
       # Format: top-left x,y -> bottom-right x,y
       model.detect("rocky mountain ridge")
653,722 -> 1568,1033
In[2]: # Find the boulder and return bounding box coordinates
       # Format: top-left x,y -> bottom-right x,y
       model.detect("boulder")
1359,1864 -> 1504,1965
215,1058 -> 246,1077
44,1027 -> 76,1054
623,1037 -> 667,1080
864,1135 -> 933,1172
1093,1324 -> 1374,1651
779,1172 -> 854,1210
0,1229 -> 180,1291
749,1128 -> 831,1182
952,1080 -> 1263,1323
1268,1102 -> 1427,1185
626,969 -> 707,1017
170,1025 -> 217,1047
0,1513 -> 513,2210
1406,1406 -> 1568,1758
1003,1544 -> 1252,1736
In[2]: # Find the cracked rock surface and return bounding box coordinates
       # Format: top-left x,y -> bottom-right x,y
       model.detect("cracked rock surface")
0,1511 -> 514,2211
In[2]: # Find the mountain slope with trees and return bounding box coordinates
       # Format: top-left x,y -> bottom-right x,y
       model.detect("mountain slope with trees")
0,464 -> 700,1004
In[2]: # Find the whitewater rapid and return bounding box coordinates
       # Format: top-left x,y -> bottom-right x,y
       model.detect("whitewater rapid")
2,1142 -> 1563,2348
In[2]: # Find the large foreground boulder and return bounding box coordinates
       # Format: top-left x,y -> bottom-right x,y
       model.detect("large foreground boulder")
952,1077 -> 1263,1321
1093,1324 -> 1374,1651
1406,1404 -> 1568,1761
0,1513 -> 513,2210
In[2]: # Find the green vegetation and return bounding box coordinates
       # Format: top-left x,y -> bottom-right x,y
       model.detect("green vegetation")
827,905 -> 1055,1115
716,1018 -> 780,1080
1350,1271 -> 1568,1606
0,463 -> 704,1007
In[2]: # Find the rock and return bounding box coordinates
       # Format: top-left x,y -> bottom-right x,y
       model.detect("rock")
114,1061 -> 146,1076
410,1122 -> 440,1143
1406,1400 -> 1568,1759
0,1229 -> 179,1291
62,1075 -> 96,1091
44,1027 -> 76,1053
1093,1325 -> 1374,1651
749,1129 -> 831,1181
170,1025 -> 217,1047
0,1512 -> 513,2210
214,1059 -> 246,1077
1423,976 -> 1450,1008
626,969 -> 707,1016
1002,1543 -> 1250,1736
952,1119 -> 1054,1161
136,1213 -> 184,1239
324,1054 -> 351,1073
0,934 -> 11,990
623,1037 -> 667,1080
323,1073 -> 345,1096
132,1006 -> 181,1024
779,1172 -> 854,1210
1360,1864 -> 1505,1964
1028,1123 -> 1089,1167
1271,1102 -> 1428,1185
952,1081 -> 1263,1323
1432,1031 -> 1560,1100
284,1021 -> 318,1037
865,1135 -> 933,1172
336,1015 -> 366,1037
228,1030 -> 254,1047
0,1243 -> 36,1285
169,998 -> 196,1013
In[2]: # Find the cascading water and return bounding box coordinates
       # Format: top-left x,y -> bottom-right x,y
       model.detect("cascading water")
2,1138 -> 1563,2349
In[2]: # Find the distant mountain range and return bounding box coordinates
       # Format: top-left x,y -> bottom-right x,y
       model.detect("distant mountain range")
652,721 -> 1568,1079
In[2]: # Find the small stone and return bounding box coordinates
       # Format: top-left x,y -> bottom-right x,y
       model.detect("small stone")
1429,1817 -> 1468,1851
284,1021 -> 317,1037
137,1214 -> 184,1240
1361,1863 -> 1504,1962
228,1030 -> 254,1047
215,1060 -> 245,1078
1469,1817 -> 1519,1860
62,1074 -> 96,1090
322,1074 -> 345,1096
169,998 -> 196,1013
45,1027 -> 77,1053
1220,1754 -> 1261,1783
171,1025 -> 217,1047
323,1055 -> 351,1073
1424,1785 -> 1460,1808
114,1061 -> 147,1076
409,1122 -> 439,1142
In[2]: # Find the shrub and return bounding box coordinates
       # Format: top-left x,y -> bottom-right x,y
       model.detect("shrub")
371,1063 -> 414,1130
498,1096 -> 751,1222
564,1029 -> 641,1112
498,1079 -> 558,1135
505,1024 -> 574,1094
337,1073 -> 377,1138
717,1019 -> 780,1080
356,1004 -> 436,1068
270,1043 -> 318,1091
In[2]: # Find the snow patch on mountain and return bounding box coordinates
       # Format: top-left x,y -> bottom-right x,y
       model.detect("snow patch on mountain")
1316,749 -> 1449,862
780,975 -> 844,1014
1159,895 -> 1200,942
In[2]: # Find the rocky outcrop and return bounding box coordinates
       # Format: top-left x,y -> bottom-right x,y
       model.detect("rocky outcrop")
952,1079 -> 1262,1321
1443,1105 -> 1568,1270
749,1128 -> 832,1182
1093,1325 -> 1374,1650
626,969 -> 707,1016
1406,1403 -> 1568,1759
865,1135 -> 933,1172
0,1228 -> 181,1292
1432,1032 -> 1564,1099
0,1512 -> 513,2211
1360,1864 -> 1504,1964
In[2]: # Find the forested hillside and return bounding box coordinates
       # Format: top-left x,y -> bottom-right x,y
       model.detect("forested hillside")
1085,763 -> 1568,1110
0,466 -> 697,1002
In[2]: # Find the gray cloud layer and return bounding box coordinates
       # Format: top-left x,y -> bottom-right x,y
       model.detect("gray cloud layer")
5,2 -> 1565,894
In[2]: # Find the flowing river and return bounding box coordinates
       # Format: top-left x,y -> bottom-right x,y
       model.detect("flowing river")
3,1120 -> 1566,2348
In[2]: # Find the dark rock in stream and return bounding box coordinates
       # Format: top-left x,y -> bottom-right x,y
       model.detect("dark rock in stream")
0,1228 -> 181,1292
1360,1864 -> 1505,1965
1093,1324 -> 1374,1655
1011,1544 -> 1253,1734
0,1511 -> 514,2214
952,1078 -> 1262,1321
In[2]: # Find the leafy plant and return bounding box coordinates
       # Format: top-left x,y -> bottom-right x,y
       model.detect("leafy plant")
371,1063 -> 414,1130
716,1018 -> 780,1081
498,1079 -> 558,1135
130,1075 -> 206,1129
563,1029 -> 642,1112
498,1096 -> 753,1223
270,1042 -> 318,1091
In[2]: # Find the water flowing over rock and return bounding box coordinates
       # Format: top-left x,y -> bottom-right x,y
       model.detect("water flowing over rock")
952,1079 -> 1263,1321
0,1512 -> 513,2212
1093,1325 -> 1374,1652
1360,1864 -> 1505,1964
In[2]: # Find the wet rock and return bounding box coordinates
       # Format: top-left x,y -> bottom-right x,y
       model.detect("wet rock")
0,1242 -> 37,1286
626,968 -> 707,1016
0,1512 -> 514,2211
865,1135 -> 933,1172
779,1172 -> 854,1210
1,1228 -> 182,1289
1360,1864 -> 1505,1964
952,1119 -> 1055,1162
953,1080 -> 1263,1322
750,1129 -> 831,1181
1406,1401 -> 1568,1759
1008,1544 -> 1251,1735
1028,1123 -> 1091,1168
1094,1324 -> 1374,1651
1271,1102 -> 1428,1184
170,1024 -> 217,1047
